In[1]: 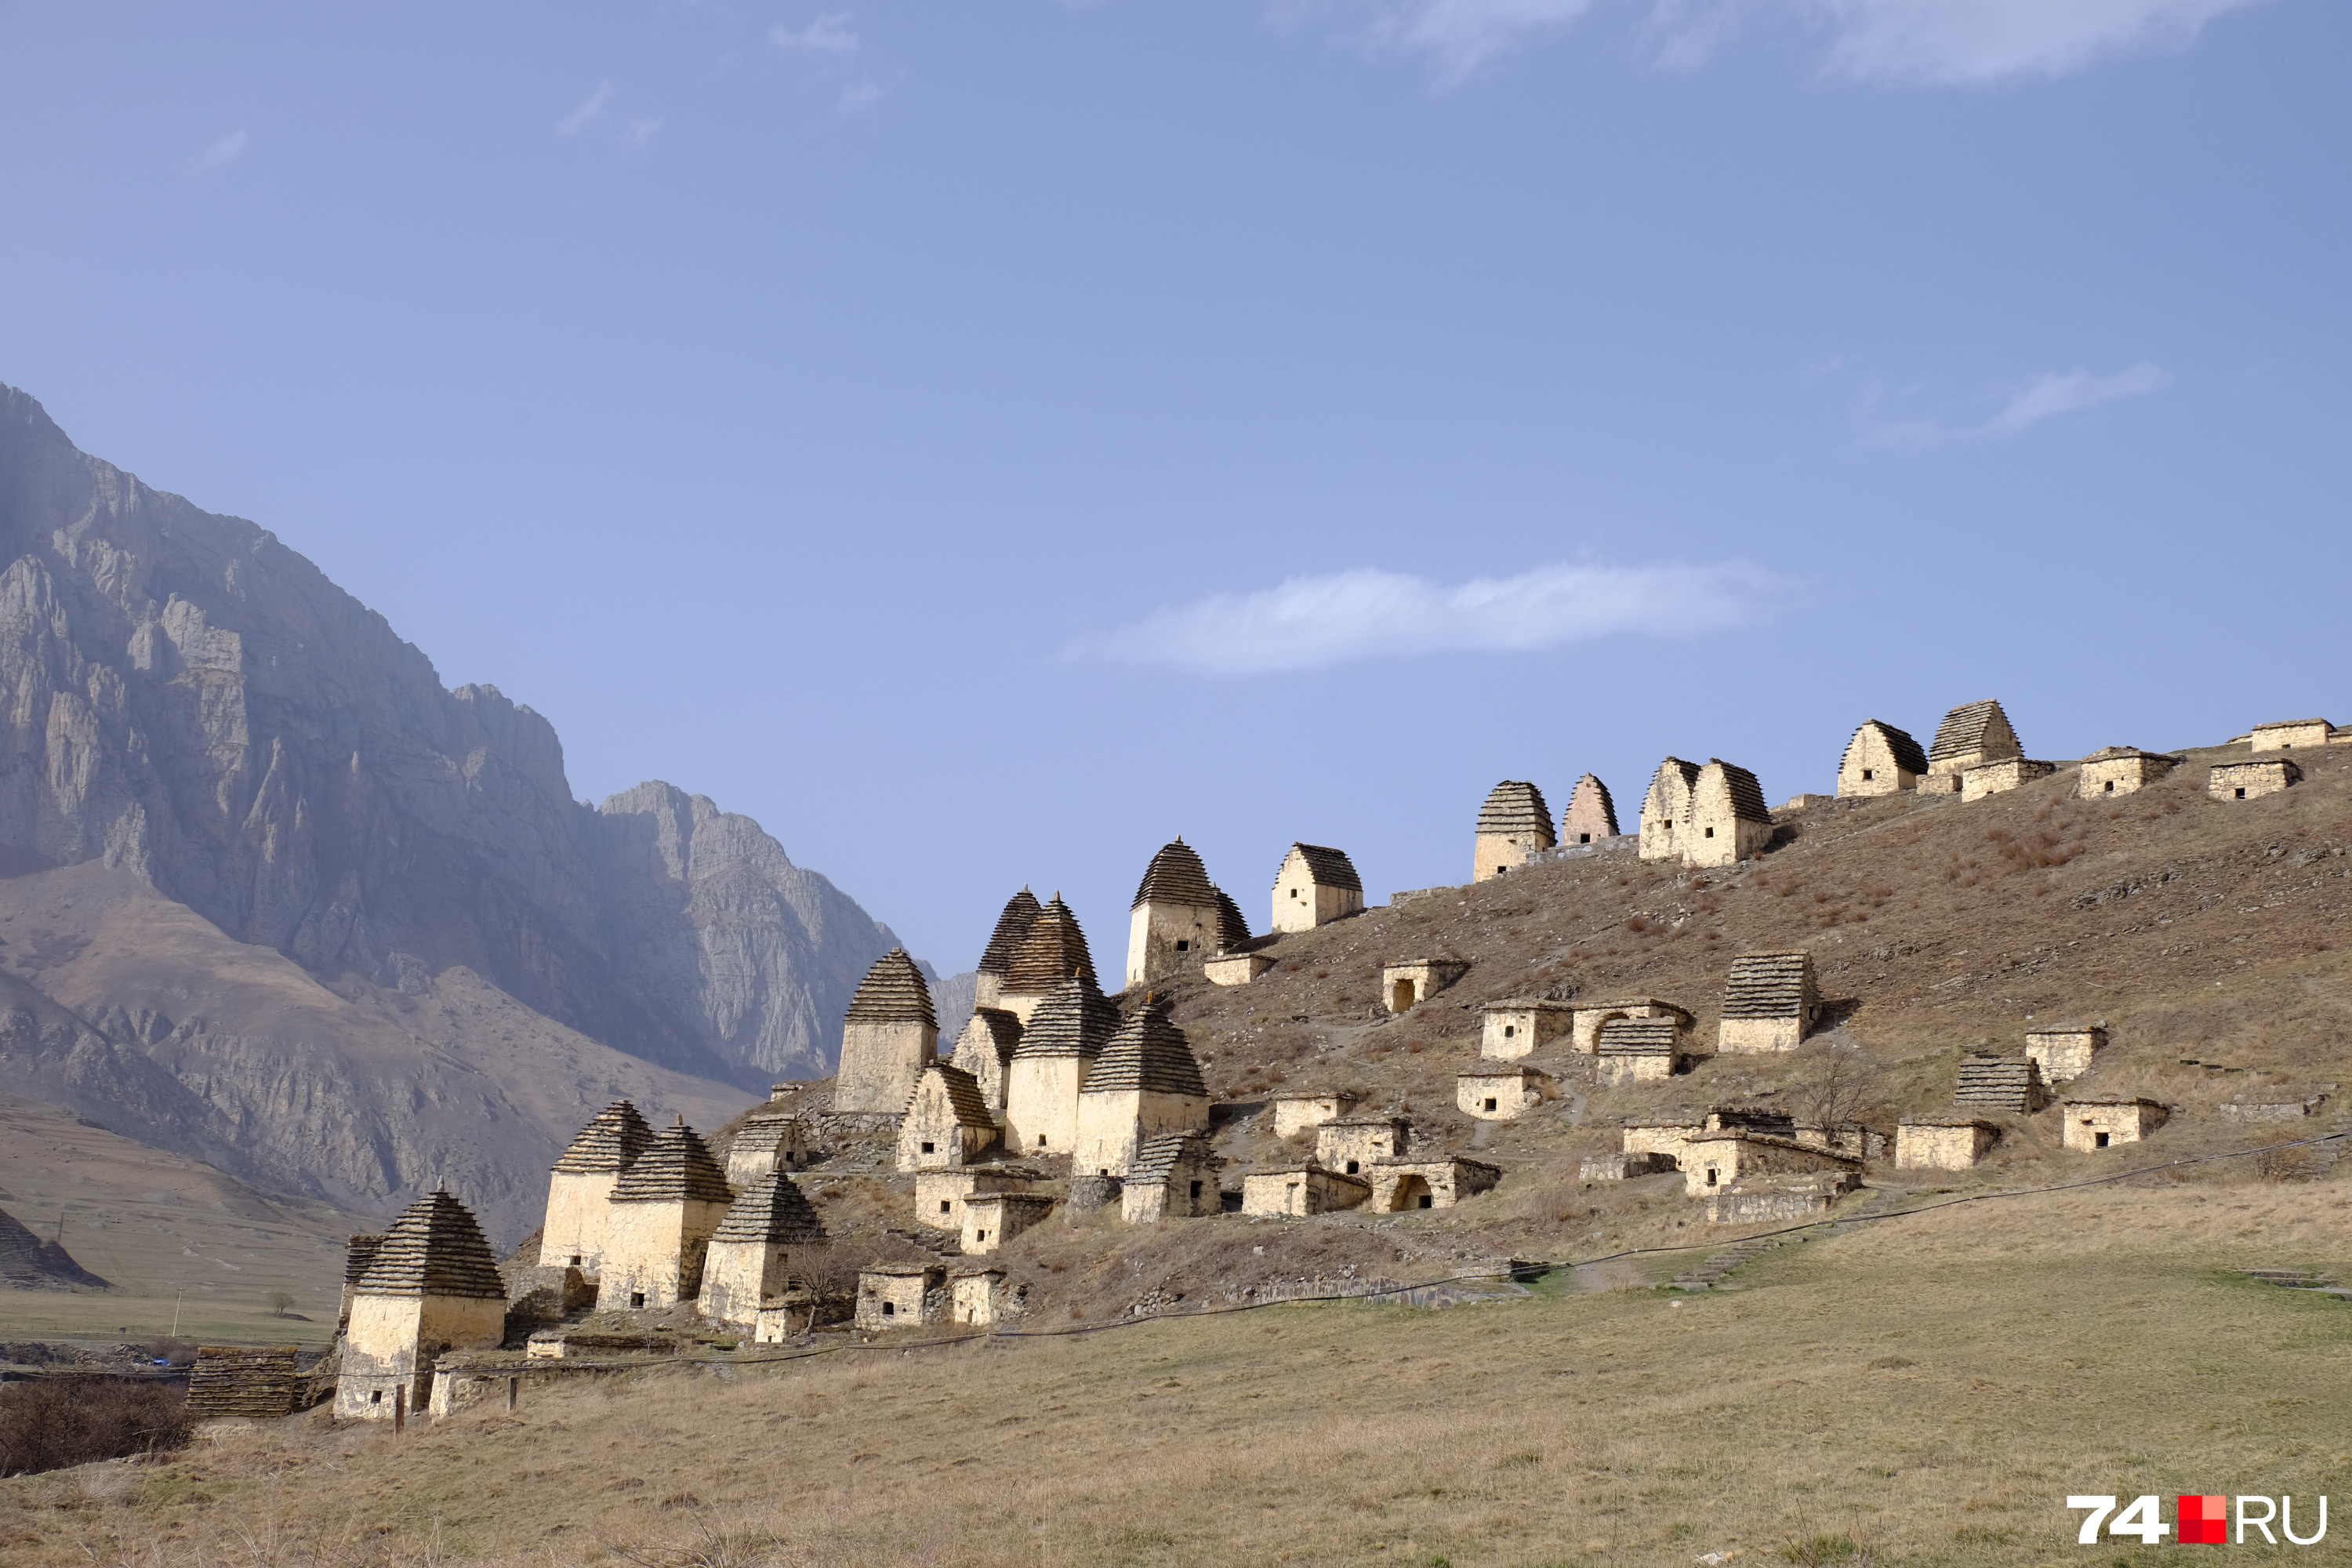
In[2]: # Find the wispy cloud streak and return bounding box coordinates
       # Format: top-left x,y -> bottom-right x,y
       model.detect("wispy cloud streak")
1876,362 -> 2172,448
555,82 -> 615,136
199,131 -> 249,169
1333,0 -> 2267,85
1078,560 -> 1798,675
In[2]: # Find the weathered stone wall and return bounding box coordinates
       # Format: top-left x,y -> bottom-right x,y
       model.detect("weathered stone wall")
537,1171 -> 619,1270
1716,1016 -> 1805,1053
855,1269 -> 941,1330
913,1168 -> 1029,1229
961,1195 -> 1052,1254
1127,900 -> 1223,989
1595,1051 -> 1679,1086
1272,848 -> 1363,933
2078,752 -> 2176,798
1203,953 -> 1275,985
1961,758 -> 2057,802
1473,831 -> 1550,883
1240,1168 -> 1370,1217
2250,720 -> 2331,751
1456,1069 -> 1553,1121
1272,1093 -> 1356,1138
336,1294 -> 503,1421
1838,723 -> 1922,798
594,1196 -> 729,1311
1571,1000 -> 1686,1054
1679,1134 -> 1859,1197
1366,1157 -> 1500,1211
1621,1120 -> 1701,1160
1073,1087 -> 1209,1177
1686,763 -> 1773,869
2024,1028 -> 2104,1085
2061,1101 -> 2168,1151
1315,1119 -> 1406,1174
951,1271 -> 1009,1325
1004,1055 -> 1090,1156
834,1019 -> 937,1115
1639,760 -> 1698,864
696,1237 -> 810,1327
2210,760 -> 2301,800
1893,1121 -> 1996,1171
1479,1003 -> 1571,1059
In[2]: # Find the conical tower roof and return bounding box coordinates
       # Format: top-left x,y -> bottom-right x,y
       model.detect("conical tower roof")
1214,888 -> 1250,953
354,1189 -> 506,1300
710,1169 -> 829,1246
1082,999 -> 1207,1098
1131,838 -> 1220,910
1004,895 -> 1094,993
611,1116 -> 733,1204
550,1100 -> 655,1175
1014,975 -> 1120,1061
1476,781 -> 1554,837
976,887 -> 1044,977
845,948 -> 937,1029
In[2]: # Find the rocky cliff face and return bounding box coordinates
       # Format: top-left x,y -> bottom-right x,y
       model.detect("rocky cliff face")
0,383 -> 917,1233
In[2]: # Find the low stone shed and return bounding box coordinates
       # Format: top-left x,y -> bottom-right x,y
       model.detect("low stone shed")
1595,1016 -> 1687,1083
1717,951 -> 1819,1053
963,1192 -> 1055,1254
1243,1162 -> 1370,1217
1367,1155 -> 1501,1211
2023,1025 -> 2105,1086
2211,759 -> 2301,800
1838,720 -> 1927,798
1457,1065 -> 1558,1120
1679,1131 -> 1860,1198
1480,998 -> 1573,1059
2063,1099 -> 2169,1151
1962,757 -> 2057,802
1573,999 -> 1691,1054
1272,1091 -> 1357,1138
1384,959 -> 1469,1014
2249,718 -> 2334,752
1894,1117 -> 1999,1171
855,1265 -> 946,1330
1316,1116 -> 1409,1174
2078,748 -> 2179,798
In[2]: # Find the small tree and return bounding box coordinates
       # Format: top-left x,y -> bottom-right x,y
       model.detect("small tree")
268,1291 -> 296,1318
1795,1040 -> 1882,1135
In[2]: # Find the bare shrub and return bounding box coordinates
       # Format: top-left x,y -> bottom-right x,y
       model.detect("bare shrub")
0,1378 -> 194,1476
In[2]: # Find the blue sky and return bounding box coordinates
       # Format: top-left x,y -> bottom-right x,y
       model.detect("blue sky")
1,0 -> 2343,980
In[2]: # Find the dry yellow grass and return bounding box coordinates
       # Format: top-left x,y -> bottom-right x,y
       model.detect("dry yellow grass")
7,1178 -> 2349,1566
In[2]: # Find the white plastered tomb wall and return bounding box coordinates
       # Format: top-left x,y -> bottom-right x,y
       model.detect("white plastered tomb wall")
594,1196 -> 731,1312
834,1018 -> 938,1115
336,1294 -> 505,1421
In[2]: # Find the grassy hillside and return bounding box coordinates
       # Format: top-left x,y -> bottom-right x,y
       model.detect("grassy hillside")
6,1180 -> 2347,1566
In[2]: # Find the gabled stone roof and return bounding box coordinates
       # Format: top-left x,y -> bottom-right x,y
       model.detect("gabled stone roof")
909,1062 -> 997,1129
845,948 -> 937,1029
1721,951 -> 1817,1019
1004,895 -> 1095,993
1014,975 -> 1120,1060
1701,759 -> 1773,824
1082,1000 -> 1208,1098
1214,888 -> 1250,952
726,1117 -> 798,1163
1850,720 -> 1928,776
550,1100 -> 655,1175
977,888 -> 1044,977
1563,774 -> 1619,837
1131,838 -> 1221,910
2081,746 -> 2180,764
960,1007 -> 1024,1062
354,1189 -> 506,1301
1929,700 -> 2016,763
610,1117 -> 733,1205
187,1346 -> 303,1419
710,1169 -> 829,1246
1127,1131 -> 1219,1185
1650,757 -> 1702,796
1475,781 -> 1555,838
1279,844 -> 1363,893
1595,1018 -> 1682,1055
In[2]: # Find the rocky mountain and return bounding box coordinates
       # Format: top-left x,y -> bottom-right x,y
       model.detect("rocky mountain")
0,383 -> 924,1238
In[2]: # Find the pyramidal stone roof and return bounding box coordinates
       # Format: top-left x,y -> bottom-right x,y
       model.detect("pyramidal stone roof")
1014,975 -> 1121,1060
1563,775 -> 1619,837
959,1007 -> 1024,1062
354,1189 -> 507,1301
1004,895 -> 1095,993
1722,951 -> 1818,1020
550,1100 -> 655,1175
1701,759 -> 1773,825
1279,844 -> 1363,893
1127,1131 -> 1218,1185
1929,700 -> 2018,764
1596,1017 -> 1682,1055
710,1169 -> 829,1246
1131,838 -> 1221,910
1214,888 -> 1250,952
909,1062 -> 997,1129
845,948 -> 938,1029
1476,781 -> 1555,838
976,887 -> 1044,977
1083,999 -> 1209,1098
610,1117 -> 733,1204
1851,720 -> 1929,776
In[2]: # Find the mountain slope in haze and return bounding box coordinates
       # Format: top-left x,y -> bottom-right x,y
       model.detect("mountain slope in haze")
0,383 -> 923,1234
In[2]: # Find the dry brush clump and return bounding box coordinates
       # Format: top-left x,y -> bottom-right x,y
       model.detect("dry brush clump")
0,1378 -> 193,1477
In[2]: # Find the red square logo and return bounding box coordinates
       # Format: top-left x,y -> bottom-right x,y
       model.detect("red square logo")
2180,1495 -> 2227,1544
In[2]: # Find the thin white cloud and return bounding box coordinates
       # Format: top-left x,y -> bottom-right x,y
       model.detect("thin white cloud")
1335,0 -> 2267,85
1078,560 -> 1797,675
620,114 -> 665,150
1875,362 -> 2172,448
556,82 -> 615,137
1802,0 -> 2267,85
771,13 -> 861,58
199,130 -> 249,169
